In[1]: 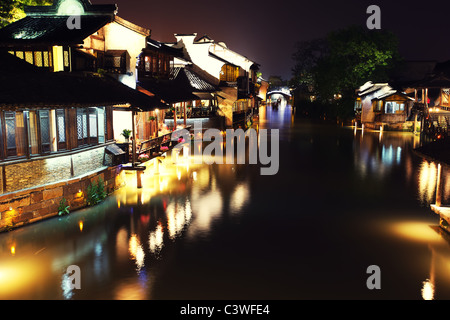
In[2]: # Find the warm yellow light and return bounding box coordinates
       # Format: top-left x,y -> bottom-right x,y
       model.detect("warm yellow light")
391,221 -> 441,243
10,246 -> 15,256
79,221 -> 83,232
422,279 -> 434,300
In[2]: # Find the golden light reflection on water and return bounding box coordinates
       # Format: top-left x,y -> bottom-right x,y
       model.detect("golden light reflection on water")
422,279 -> 435,300
418,161 -> 438,204
390,221 -> 442,243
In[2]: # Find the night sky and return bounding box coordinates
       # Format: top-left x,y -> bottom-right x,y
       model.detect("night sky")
94,0 -> 450,80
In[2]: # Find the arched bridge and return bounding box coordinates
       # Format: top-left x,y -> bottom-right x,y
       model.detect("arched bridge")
267,87 -> 292,99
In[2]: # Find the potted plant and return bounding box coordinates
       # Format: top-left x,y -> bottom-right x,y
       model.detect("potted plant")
148,116 -> 156,121
121,129 -> 132,142
138,153 -> 150,163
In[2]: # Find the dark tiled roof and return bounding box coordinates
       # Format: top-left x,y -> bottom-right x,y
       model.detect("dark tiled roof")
145,38 -> 184,57
0,15 -> 112,46
176,67 -> 217,92
0,52 -> 167,110
138,66 -> 217,104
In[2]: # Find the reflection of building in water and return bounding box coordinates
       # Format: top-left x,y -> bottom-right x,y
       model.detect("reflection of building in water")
353,130 -> 415,181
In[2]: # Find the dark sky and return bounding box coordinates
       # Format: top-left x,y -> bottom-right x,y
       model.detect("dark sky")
94,0 -> 450,80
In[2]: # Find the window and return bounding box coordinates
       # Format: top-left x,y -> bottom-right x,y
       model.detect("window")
5,111 -> 26,158
373,100 -> 383,112
97,107 -> 105,144
385,101 -> 405,114
354,99 -> 362,111
145,56 -> 151,72
39,110 -> 51,153
220,64 -> 239,82
9,50 -> 52,69
89,107 -> 98,139
25,111 -> 39,155
34,51 -> 43,67
56,109 -> 66,150
77,108 -> 88,146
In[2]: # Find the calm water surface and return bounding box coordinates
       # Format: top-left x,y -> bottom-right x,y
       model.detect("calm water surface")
1,103 -> 450,300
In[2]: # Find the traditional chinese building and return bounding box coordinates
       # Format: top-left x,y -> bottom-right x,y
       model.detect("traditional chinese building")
0,0 -> 165,141
0,0 -> 166,230
135,37 -> 219,137
0,50 -> 163,230
165,33 -> 260,127
355,81 -> 415,131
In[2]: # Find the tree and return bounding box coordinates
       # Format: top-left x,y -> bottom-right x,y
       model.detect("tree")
319,26 -> 400,99
0,0 -> 52,28
291,25 -> 401,120
291,38 -> 328,94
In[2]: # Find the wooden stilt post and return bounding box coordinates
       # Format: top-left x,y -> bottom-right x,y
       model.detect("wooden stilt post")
173,104 -> 177,131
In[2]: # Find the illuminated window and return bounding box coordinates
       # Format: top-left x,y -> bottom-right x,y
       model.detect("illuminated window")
25,111 -> 39,155
5,111 -> 26,158
385,101 -> 405,114
25,51 -> 33,64
15,51 -> 24,60
373,100 -> 383,112
43,51 -> 49,67
89,108 -> 97,138
97,107 -> 105,144
354,99 -> 362,111
39,110 -> 51,153
220,64 -> 239,82
64,50 -> 70,68
34,51 -> 43,67
144,56 -> 150,72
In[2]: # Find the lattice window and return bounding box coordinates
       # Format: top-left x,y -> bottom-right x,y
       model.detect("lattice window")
15,51 -> 24,60
25,51 -> 33,64
98,107 -> 105,143
64,50 -> 70,67
34,51 -> 43,67
77,113 -> 83,140
43,51 -> 49,67
5,112 -> 16,149
57,110 -> 65,142
89,109 -> 97,138
40,111 -> 50,145
82,113 -> 87,138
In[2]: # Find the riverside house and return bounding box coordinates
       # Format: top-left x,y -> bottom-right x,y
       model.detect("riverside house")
166,34 -> 261,127
355,81 -> 415,131
0,0 -> 164,142
0,51 -> 163,231
0,0 -> 166,230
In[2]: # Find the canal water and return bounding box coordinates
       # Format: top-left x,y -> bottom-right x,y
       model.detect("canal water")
1,102 -> 450,300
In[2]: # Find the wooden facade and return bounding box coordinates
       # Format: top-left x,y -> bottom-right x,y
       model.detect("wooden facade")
0,106 -> 114,162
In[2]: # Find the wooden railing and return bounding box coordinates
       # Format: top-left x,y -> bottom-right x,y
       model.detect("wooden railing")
137,126 -> 192,157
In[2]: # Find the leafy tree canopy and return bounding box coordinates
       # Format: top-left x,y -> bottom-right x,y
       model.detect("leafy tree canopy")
292,25 -> 401,102
0,0 -> 52,28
